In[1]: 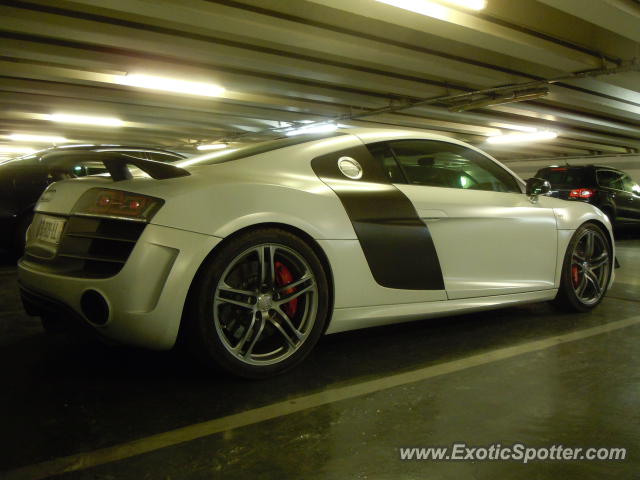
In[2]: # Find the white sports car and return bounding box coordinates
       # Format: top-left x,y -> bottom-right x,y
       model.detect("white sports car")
18,128 -> 615,377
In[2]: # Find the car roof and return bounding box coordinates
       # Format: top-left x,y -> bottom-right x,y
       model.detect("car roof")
345,127 -> 472,147
538,164 -> 622,172
592,165 -> 623,171
178,128 -> 483,169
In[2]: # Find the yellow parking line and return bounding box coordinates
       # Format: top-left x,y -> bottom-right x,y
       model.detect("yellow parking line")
4,315 -> 640,480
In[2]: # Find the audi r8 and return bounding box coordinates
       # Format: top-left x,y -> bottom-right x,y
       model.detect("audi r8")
17,129 -> 615,377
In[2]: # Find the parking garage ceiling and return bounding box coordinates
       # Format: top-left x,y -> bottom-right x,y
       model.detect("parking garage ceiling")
0,0 -> 639,161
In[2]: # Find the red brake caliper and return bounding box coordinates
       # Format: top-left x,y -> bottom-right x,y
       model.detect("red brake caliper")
275,261 -> 298,316
572,265 -> 580,287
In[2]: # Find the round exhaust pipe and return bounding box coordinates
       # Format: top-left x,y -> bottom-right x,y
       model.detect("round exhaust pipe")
81,290 -> 110,326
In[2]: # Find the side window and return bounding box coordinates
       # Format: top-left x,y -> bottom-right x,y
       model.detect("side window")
71,165 -> 88,176
385,140 -> 521,193
367,142 -> 405,183
622,174 -> 640,194
70,162 -> 108,177
597,170 -> 624,190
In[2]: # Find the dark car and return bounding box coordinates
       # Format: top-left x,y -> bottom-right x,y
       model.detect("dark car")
0,145 -> 186,252
534,165 -> 640,227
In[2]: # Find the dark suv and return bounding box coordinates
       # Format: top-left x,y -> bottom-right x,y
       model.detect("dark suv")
0,145 -> 185,253
535,165 -> 640,227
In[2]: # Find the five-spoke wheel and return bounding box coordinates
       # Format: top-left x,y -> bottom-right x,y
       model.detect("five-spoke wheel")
555,223 -> 612,312
569,229 -> 610,306
185,228 -> 329,378
213,244 -> 318,366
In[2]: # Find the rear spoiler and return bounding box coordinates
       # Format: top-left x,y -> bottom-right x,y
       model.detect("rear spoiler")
41,151 -> 191,181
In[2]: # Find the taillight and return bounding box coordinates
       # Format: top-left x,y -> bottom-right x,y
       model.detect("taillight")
569,188 -> 596,199
72,188 -> 164,222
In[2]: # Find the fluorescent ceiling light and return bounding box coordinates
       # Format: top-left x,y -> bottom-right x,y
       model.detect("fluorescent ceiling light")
9,133 -> 69,143
437,0 -> 486,10
487,131 -> 557,144
496,124 -> 538,133
0,146 -> 36,154
285,123 -> 338,136
117,74 -> 225,97
196,143 -> 228,151
376,0 -> 448,19
45,114 -> 124,127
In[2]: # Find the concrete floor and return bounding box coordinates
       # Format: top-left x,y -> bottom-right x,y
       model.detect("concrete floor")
0,235 -> 639,479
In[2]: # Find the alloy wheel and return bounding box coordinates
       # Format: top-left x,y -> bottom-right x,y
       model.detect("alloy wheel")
570,229 -> 610,306
213,243 -> 318,366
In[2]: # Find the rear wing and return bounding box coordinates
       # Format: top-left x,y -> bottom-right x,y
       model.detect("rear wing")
41,151 -> 191,181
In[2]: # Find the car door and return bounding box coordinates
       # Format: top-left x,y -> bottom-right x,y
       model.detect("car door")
621,174 -> 640,222
597,170 -> 634,222
368,140 -> 558,300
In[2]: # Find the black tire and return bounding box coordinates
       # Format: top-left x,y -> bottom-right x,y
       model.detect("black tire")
553,222 -> 612,313
184,228 -> 330,379
14,212 -> 34,255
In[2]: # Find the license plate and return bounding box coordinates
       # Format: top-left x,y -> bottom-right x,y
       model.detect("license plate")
36,216 -> 66,245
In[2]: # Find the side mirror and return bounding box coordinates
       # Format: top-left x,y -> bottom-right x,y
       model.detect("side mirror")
526,177 -> 551,199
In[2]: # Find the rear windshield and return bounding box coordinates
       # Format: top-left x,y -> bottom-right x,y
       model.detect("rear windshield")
177,132 -> 345,168
535,167 -> 588,186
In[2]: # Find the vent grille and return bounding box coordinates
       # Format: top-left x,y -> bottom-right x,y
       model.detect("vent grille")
25,216 -> 146,278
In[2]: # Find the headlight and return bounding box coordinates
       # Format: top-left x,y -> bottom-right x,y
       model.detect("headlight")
72,188 -> 164,222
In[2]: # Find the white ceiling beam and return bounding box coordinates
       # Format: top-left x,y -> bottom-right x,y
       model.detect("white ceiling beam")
537,0 -> 640,43
303,0 -> 603,71
50,0 -> 516,88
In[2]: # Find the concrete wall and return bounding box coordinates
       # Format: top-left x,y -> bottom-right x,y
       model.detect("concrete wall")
502,155 -> 640,182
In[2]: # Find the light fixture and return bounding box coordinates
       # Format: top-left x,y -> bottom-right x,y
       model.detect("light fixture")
45,114 -> 124,127
494,124 -> 538,133
449,88 -> 549,112
196,143 -> 228,151
116,74 -> 225,97
9,133 -> 69,143
376,0 -> 448,19
487,131 -> 557,144
436,0 -> 486,10
0,146 -> 36,154
285,123 -> 338,136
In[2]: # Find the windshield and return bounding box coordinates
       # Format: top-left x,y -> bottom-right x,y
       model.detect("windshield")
177,132 -> 345,168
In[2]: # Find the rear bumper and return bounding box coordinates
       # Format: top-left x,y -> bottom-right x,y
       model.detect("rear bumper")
18,224 -> 221,350
20,283 -> 103,338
